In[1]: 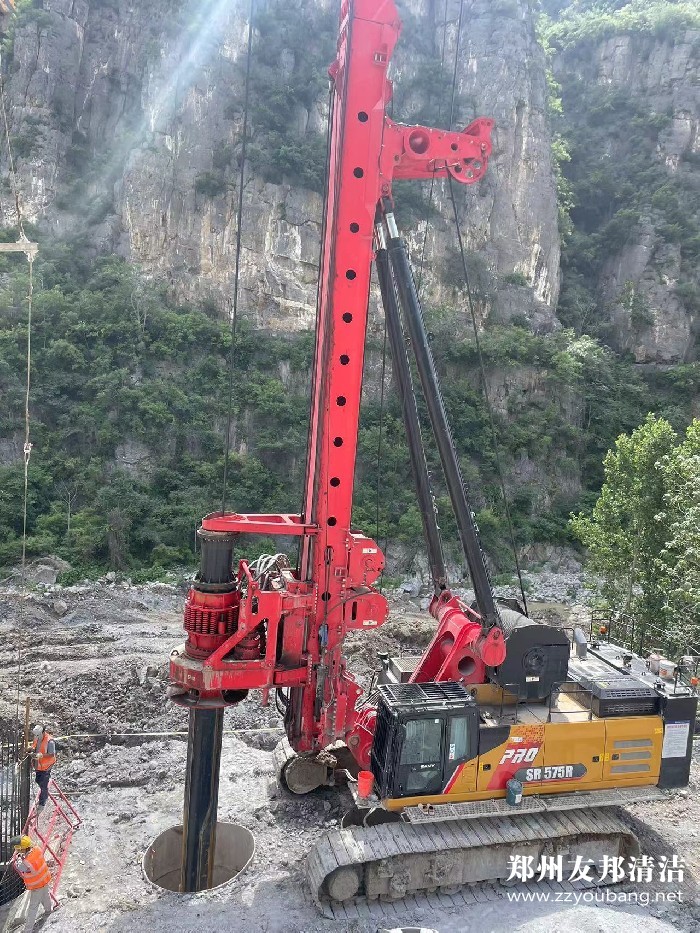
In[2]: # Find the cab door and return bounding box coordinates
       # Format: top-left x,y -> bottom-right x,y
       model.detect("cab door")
394,716 -> 445,797
392,711 -> 478,799
442,712 -> 478,795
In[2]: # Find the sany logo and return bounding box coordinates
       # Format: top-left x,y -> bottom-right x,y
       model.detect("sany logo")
499,746 -> 539,765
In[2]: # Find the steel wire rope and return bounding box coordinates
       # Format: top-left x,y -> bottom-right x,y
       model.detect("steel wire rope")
395,0 -> 452,590
280,35 -> 336,714
447,175 -> 529,616
0,63 -> 36,717
16,255 -> 33,719
221,0 -> 255,514
375,1 -> 451,587
379,0 -> 473,599
415,0 -> 450,299
448,0 -> 465,129
298,80 -> 335,551
439,0 -> 529,615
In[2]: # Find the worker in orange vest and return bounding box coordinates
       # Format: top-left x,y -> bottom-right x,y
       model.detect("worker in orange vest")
10,835 -> 53,931
30,725 -> 56,814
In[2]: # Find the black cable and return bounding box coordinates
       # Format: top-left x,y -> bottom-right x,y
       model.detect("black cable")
374,314 -> 388,555
447,175 -> 529,616
448,0 -> 465,130
221,0 -> 255,515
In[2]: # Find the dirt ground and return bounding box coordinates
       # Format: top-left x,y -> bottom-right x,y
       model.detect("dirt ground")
0,582 -> 698,932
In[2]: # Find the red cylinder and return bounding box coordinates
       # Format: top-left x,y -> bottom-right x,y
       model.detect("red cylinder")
475,626 -> 507,667
357,770 -> 374,798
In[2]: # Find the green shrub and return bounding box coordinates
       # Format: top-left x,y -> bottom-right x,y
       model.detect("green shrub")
245,0 -> 335,193
675,282 -> 700,314
212,143 -> 234,172
503,272 -> 529,287
545,2 -> 700,50
194,172 -> 227,198
491,0 -> 520,17
10,135 -> 36,159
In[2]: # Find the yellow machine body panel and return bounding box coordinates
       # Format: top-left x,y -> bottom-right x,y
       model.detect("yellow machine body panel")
602,716 -> 663,785
383,712 -> 663,810
473,720 -> 607,793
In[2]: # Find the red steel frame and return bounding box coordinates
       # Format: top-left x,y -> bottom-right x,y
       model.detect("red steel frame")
170,0 -> 493,767
19,779 -> 82,907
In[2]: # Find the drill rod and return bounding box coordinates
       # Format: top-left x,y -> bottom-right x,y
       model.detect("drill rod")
181,705 -> 224,892
180,530 -> 235,891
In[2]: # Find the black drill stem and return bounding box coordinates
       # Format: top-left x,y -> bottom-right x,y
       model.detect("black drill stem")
180,529 -> 234,892
375,229 -> 447,594
181,707 -> 223,892
384,211 -> 500,629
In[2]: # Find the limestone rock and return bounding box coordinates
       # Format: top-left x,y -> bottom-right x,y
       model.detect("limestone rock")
53,598 -> 69,617
555,28 -> 700,364
0,0 -> 559,330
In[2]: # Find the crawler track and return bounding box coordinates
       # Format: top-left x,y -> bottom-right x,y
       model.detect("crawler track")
307,807 -> 639,915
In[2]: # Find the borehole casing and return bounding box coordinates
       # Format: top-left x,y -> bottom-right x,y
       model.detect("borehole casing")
142,822 -> 254,893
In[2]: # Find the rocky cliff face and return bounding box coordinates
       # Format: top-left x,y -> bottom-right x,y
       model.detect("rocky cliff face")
394,0 -> 561,332
1,0 -> 559,331
1,1 -> 699,575
554,26 -> 700,364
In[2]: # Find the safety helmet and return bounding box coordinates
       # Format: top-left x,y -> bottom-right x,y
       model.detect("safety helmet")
31,725 -> 43,738
11,835 -> 32,851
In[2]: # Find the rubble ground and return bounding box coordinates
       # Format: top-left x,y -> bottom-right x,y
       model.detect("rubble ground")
0,579 -> 697,932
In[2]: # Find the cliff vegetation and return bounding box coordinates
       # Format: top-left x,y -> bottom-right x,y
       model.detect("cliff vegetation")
0,0 -> 698,584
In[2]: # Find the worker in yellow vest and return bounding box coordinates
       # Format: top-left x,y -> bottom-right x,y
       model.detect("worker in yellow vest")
10,835 -> 53,931
30,725 -> 56,814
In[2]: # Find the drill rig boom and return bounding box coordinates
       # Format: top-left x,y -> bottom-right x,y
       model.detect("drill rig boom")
168,0 -> 497,891
169,0 -> 496,758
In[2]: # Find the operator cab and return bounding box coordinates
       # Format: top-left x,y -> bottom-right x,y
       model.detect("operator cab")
370,682 -> 478,799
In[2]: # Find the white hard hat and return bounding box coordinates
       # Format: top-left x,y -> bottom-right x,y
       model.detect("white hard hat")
31,725 -> 43,738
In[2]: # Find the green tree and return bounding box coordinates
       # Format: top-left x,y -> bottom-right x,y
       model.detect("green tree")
571,414 -> 677,627
655,422 -> 700,652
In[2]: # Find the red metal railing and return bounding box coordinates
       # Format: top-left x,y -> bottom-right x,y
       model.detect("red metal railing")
23,780 -> 81,907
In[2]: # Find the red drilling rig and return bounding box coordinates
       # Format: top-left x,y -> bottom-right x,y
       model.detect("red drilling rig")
168,0 -> 500,890
168,0 -> 696,906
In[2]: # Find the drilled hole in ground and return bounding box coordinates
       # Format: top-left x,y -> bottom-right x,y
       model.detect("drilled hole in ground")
142,822 -> 255,893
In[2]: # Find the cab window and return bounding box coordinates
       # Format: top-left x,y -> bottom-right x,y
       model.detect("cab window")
448,715 -> 469,762
399,717 -> 443,795
401,718 -> 442,764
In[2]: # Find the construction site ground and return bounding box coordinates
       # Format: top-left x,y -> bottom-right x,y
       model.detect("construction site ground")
0,580 -> 698,932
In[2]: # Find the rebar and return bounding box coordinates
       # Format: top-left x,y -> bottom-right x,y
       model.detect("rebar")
0,722 -> 31,906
